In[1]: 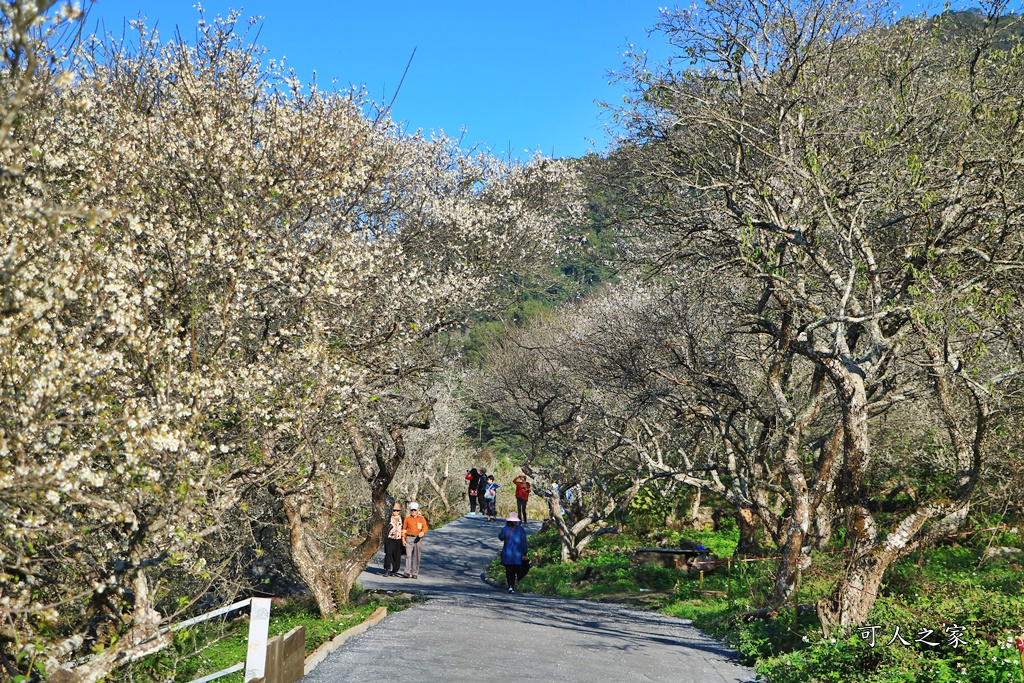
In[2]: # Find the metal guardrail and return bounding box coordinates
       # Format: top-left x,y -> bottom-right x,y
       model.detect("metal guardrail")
241,598 -> 272,683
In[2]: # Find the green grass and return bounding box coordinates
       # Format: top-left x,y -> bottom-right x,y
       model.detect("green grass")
113,594 -> 416,683
495,524 -> 1024,682
485,529 -> 679,599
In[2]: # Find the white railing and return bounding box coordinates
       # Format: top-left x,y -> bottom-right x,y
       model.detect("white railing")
171,597 -> 273,683
68,595 -> 301,683
166,597 -> 254,633
68,597 -> 274,683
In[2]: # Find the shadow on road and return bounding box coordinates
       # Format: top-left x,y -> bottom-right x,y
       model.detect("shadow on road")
308,514 -> 759,683
476,593 -> 742,660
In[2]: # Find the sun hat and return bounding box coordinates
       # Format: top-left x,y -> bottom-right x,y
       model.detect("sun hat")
506,512 -> 519,522
409,502 -> 419,510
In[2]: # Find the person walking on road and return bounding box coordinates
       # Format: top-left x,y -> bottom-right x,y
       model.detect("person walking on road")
465,468 -> 481,514
513,474 -> 531,523
483,475 -> 499,521
383,503 -> 404,576
476,467 -> 488,514
499,512 -> 528,593
402,502 -> 429,579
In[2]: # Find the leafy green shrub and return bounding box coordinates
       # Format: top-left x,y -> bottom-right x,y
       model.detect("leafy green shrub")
664,527 -> 740,557
633,563 -> 677,590
759,636 -> 883,683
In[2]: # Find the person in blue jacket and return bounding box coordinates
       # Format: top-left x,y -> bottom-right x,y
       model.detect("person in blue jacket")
498,512 -> 528,593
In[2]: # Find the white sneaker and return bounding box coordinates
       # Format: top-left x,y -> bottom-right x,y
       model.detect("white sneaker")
507,588 -> 515,594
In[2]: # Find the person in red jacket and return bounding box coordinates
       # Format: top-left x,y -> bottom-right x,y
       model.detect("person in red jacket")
513,474 -> 531,523
465,468 -> 481,514
476,467 -> 489,513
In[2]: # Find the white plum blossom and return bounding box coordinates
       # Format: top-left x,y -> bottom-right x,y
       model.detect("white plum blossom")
0,3 -> 580,681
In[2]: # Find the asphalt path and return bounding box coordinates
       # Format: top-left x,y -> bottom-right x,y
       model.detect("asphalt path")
304,514 -> 757,683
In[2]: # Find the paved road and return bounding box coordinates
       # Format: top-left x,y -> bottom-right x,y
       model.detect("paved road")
357,512 -> 511,594
305,514 -> 758,683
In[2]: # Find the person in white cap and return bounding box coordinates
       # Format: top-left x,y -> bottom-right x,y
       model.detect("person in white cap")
401,502 -> 429,578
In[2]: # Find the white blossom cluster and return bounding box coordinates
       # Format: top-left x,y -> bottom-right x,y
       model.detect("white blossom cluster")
0,4 -> 580,678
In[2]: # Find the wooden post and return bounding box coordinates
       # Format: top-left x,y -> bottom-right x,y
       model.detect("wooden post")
727,558 -> 733,609
264,635 -> 283,683
699,570 -> 704,590
282,626 -> 306,683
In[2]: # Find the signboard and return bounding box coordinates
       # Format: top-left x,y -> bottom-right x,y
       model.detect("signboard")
243,598 -> 273,682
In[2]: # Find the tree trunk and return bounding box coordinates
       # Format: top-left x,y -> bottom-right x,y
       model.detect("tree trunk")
331,424 -> 416,604
809,423 -> 843,550
281,493 -> 337,616
817,502 -> 953,634
735,506 -> 763,556
772,479 -> 810,604
811,495 -> 835,550
769,358 -> 820,604
333,476 -> 391,605
47,570 -> 172,683
816,507 -> 895,635
573,528 -> 618,557
816,339 -> 986,634
544,492 -> 580,562
424,460 -> 451,513
688,489 -> 702,530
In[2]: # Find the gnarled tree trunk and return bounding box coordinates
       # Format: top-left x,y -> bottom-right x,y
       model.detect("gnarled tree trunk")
816,502 -> 957,634
330,420 -> 428,606
817,334 -> 987,634
735,506 -> 764,556
279,491 -> 338,616
47,571 -> 172,683
333,474 -> 393,604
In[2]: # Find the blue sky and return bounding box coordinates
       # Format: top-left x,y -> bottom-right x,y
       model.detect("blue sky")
82,1 -> 958,161
83,1 -> 679,161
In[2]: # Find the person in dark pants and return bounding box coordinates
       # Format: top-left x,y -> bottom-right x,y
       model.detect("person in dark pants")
476,467 -> 488,513
499,512 -> 528,593
483,475 -> 499,521
513,474 -> 531,523
383,503 -> 404,576
465,468 -> 481,513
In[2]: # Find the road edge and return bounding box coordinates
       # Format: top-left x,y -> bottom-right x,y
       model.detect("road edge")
303,605 -> 388,675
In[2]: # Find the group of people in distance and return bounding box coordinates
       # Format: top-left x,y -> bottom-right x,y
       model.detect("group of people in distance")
383,501 -> 429,579
464,468 -> 532,522
378,468 -> 531,592
466,467 -> 532,593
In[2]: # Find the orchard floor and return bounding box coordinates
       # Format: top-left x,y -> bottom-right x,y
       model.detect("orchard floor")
303,514 -> 757,683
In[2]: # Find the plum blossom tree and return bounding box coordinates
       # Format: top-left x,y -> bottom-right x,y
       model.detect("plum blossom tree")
614,0 -> 1024,631
0,3 -> 579,679
473,295 -> 679,562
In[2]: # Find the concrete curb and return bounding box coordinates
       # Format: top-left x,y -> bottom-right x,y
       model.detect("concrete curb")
480,573 -> 504,591
303,605 -> 388,675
